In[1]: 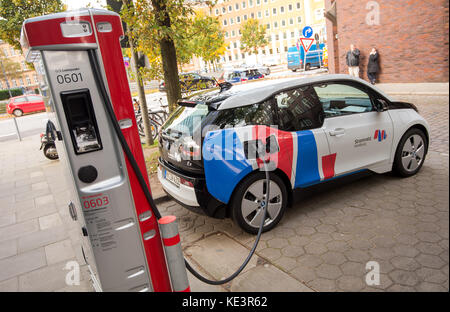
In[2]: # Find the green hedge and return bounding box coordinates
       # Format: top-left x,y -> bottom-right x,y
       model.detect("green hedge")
0,88 -> 23,101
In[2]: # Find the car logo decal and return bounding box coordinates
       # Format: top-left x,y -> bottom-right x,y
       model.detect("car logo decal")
374,130 -> 387,142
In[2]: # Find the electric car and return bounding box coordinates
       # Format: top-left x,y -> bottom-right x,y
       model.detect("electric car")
157,74 -> 430,234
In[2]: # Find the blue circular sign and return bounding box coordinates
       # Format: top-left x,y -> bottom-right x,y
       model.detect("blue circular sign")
302,26 -> 313,38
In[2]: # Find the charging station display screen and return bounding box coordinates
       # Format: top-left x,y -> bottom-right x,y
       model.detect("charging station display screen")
61,89 -> 102,155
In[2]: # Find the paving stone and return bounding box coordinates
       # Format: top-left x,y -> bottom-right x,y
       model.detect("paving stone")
18,225 -> 69,253
416,254 -> 446,269
0,248 -> 46,282
19,260 -> 74,291
321,251 -> 347,265
308,278 -> 337,292
44,239 -> 76,265
0,278 -> 18,292
38,213 -> 63,230
391,256 -> 421,271
290,266 -> 316,283
0,219 -> 39,243
0,240 -> 17,260
389,270 -> 420,287
337,275 -> 365,291
315,263 -> 342,279
0,213 -> 15,228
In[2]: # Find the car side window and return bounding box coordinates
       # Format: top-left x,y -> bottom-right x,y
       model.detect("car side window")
274,85 -> 324,131
313,83 -> 373,118
14,97 -> 27,103
27,96 -> 41,101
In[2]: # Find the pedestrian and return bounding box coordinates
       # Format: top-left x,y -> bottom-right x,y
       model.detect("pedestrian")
367,47 -> 380,85
346,44 -> 360,78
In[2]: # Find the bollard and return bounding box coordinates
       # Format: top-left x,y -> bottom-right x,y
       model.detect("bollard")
158,216 -> 190,292
12,117 -> 21,141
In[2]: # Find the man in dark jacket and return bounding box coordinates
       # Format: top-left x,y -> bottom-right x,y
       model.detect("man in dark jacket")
346,44 -> 360,77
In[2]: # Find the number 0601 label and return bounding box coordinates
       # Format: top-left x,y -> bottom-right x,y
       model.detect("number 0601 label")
82,193 -> 110,210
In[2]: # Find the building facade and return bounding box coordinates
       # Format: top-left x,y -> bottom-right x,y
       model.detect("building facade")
0,40 -> 40,93
188,0 -> 326,70
325,0 -> 449,83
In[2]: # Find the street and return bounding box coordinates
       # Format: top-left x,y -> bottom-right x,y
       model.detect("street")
0,82 -> 448,291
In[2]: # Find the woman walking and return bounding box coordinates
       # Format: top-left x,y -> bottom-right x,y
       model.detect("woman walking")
367,48 -> 380,84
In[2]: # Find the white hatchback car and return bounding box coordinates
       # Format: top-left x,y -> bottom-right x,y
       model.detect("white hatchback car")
158,75 -> 430,233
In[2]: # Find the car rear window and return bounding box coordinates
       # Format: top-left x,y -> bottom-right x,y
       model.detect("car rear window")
211,101 -> 273,129
13,97 -> 27,103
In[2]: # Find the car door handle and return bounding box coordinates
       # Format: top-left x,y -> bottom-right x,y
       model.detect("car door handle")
329,128 -> 346,136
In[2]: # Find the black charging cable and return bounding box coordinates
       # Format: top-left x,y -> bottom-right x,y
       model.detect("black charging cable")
88,49 -> 270,286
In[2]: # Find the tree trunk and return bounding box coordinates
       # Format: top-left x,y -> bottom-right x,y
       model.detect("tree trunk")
152,0 -> 181,113
123,0 -> 153,145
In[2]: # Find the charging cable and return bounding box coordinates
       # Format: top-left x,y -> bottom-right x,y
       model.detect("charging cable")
88,49 -> 270,286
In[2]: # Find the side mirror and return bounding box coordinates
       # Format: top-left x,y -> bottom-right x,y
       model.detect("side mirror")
375,99 -> 388,112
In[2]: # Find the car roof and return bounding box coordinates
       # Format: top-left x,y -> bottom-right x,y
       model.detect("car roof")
217,74 -> 393,110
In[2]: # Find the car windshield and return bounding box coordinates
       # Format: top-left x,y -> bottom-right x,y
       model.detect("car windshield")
162,104 -> 209,139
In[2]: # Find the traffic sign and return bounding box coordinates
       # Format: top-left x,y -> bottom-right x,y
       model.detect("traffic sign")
302,26 -> 313,38
300,37 -> 315,53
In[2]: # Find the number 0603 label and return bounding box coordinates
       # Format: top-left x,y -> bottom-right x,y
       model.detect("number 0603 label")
82,193 -> 110,210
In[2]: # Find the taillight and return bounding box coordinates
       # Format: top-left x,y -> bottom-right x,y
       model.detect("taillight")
261,75 -> 264,78
180,178 -> 193,188
300,60 -> 303,65
241,78 -> 248,82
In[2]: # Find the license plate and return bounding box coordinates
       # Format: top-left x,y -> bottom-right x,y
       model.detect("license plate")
164,169 -> 180,187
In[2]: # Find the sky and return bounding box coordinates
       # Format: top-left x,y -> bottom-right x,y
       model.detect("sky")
62,0 -> 106,10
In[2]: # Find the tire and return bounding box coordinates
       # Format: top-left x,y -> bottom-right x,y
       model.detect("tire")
292,69 -> 297,72
136,116 -> 158,140
393,128 -> 427,177
305,63 -> 311,71
231,171 -> 287,234
43,144 -> 58,160
13,109 -> 23,117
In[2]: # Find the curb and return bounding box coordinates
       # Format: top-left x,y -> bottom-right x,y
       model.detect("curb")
153,194 -> 171,205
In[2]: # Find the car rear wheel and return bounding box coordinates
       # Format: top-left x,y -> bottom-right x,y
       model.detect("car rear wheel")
393,128 -> 427,177
13,109 -> 23,117
231,172 -> 287,234
305,63 -> 311,71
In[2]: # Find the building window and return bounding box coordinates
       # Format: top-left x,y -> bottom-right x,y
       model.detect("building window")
238,29 -> 242,35
289,18 -> 294,25
228,5 -> 232,12
215,8 -> 219,15
249,0 -> 254,7
274,21 -> 278,28
222,7 -> 226,14
284,46 -> 288,52
315,8 -> 325,20
19,78 -> 24,86
257,11 -> 262,18
26,77 -> 31,85
280,6 -> 285,14
225,31 -> 229,38
264,0 -> 268,4
275,34 -> 279,41
298,16 -> 302,24
223,19 -> 227,26
281,20 -> 286,27
257,0 -> 261,5
291,31 -> 295,38
265,9 -> 269,17
269,48 -> 273,54
250,12 -> 255,18
266,23 -> 270,29
235,3 -> 239,10
230,17 -> 234,25
242,53 -> 245,59
272,7 -> 277,15
244,14 -> 248,21
288,4 -> 293,11
233,42 -> 237,49
12,79 -> 17,87
296,2 -> 301,10
242,1 -> 246,9
232,30 -> 236,37
237,16 -> 241,23
283,32 -> 287,39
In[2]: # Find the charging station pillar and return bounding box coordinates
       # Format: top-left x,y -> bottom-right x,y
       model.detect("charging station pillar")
20,9 -> 171,292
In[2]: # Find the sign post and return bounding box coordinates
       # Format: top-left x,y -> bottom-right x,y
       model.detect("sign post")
299,37 -> 315,71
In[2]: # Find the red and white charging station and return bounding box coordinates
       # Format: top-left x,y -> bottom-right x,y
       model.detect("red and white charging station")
20,9 -> 172,292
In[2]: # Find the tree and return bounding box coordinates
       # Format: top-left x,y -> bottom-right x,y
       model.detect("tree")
0,0 -> 65,49
240,18 -> 268,57
191,12 -> 226,72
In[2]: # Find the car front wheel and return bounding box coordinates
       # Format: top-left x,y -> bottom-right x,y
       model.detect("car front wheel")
231,172 -> 287,234
13,109 -> 23,117
394,128 -> 427,177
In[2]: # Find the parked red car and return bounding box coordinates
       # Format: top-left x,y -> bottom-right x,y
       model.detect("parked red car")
6,95 -> 45,117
